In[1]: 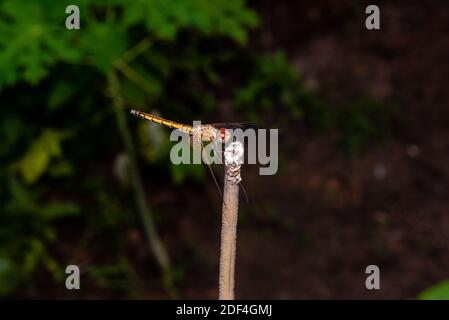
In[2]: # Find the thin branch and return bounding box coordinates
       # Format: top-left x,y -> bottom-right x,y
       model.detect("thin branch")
112,37 -> 156,97
107,71 -> 175,296
122,37 -> 153,64
113,58 -> 157,96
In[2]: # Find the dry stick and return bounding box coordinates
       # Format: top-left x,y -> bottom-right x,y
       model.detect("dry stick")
219,142 -> 244,300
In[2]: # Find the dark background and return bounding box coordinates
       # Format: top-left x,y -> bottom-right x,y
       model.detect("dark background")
0,0 -> 448,299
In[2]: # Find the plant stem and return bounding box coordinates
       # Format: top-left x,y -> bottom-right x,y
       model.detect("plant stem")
122,37 -> 153,63
218,166 -> 240,300
113,59 -> 157,96
107,71 -> 175,296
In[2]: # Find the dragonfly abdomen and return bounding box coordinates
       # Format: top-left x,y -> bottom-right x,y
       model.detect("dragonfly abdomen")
130,109 -> 194,134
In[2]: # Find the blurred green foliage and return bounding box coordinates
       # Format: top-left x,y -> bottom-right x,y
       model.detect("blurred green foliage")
337,98 -> 392,155
0,0 -> 259,297
419,281 -> 449,300
0,0 -> 262,297
0,179 -> 79,294
236,52 -> 303,120
0,0 -> 392,297
235,51 -> 391,153
88,257 -> 138,294
12,129 -> 69,184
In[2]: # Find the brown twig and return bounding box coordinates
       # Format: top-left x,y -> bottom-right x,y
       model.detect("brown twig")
219,142 -> 243,300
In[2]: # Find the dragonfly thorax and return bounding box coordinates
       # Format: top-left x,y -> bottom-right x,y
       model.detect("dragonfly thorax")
192,125 -> 214,142
192,125 -> 232,144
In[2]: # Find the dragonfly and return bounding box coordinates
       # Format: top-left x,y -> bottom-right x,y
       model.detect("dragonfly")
130,109 -> 252,201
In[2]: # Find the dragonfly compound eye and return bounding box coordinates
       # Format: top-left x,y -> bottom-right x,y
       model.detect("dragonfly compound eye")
220,128 -> 226,141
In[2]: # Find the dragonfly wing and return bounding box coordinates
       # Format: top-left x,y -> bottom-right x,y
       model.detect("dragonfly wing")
209,122 -> 258,130
199,140 -> 224,201
189,134 -> 222,164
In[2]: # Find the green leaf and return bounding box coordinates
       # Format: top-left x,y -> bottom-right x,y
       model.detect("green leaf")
48,160 -> 74,178
40,202 -> 80,221
0,115 -> 26,156
419,281 -> 449,300
48,81 -> 77,110
0,257 -> 19,297
81,21 -> 128,72
88,258 -> 136,292
13,129 -> 65,184
22,240 -> 45,275
6,178 -> 37,213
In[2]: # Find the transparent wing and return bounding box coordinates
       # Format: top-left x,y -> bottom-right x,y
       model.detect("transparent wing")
208,122 -> 258,130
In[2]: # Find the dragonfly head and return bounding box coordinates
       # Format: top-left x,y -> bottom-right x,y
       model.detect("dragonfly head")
197,125 -> 231,144
219,127 -> 232,143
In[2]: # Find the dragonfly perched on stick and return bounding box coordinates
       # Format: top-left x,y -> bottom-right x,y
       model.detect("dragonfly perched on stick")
130,109 -> 251,201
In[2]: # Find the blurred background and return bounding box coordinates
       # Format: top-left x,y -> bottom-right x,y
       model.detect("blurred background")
1,0 -> 448,299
